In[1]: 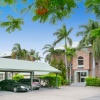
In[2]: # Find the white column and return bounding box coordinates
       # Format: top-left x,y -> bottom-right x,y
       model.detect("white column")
92,56 -> 95,77
74,71 -> 76,83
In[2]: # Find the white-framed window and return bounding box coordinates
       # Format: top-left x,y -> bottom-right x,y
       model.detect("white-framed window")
78,56 -> 84,67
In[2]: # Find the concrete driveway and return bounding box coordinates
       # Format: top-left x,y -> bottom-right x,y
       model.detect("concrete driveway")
0,86 -> 100,100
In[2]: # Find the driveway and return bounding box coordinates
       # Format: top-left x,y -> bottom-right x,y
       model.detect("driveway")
0,86 -> 100,100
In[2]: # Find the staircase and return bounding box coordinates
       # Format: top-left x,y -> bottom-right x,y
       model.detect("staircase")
70,82 -> 86,87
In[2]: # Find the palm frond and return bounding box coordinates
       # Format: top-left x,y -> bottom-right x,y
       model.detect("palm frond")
66,37 -> 72,47
0,16 -> 24,33
67,27 -> 73,35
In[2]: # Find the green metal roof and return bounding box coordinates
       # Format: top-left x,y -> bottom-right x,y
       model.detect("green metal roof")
0,58 -> 61,73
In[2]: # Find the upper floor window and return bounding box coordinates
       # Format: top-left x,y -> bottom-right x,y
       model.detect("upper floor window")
78,56 -> 84,67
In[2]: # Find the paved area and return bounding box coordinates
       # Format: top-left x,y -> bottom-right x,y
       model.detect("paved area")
81,95 -> 100,100
70,82 -> 86,87
0,86 -> 100,100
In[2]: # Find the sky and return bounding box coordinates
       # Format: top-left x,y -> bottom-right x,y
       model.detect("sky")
0,1 -> 97,60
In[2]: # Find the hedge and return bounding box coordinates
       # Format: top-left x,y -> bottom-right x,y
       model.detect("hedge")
86,77 -> 100,86
40,74 -> 62,87
13,74 -> 24,81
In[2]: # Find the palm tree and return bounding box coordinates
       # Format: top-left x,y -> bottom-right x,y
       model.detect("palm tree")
65,47 -> 76,64
93,37 -> 100,77
27,49 -> 36,61
43,43 -> 64,63
42,43 -> 56,63
21,49 -> 28,60
12,43 -> 24,59
91,30 -> 100,77
64,47 -> 76,83
76,20 -> 100,49
53,24 -> 73,80
27,49 -> 42,61
85,0 -> 100,19
33,52 -> 42,61
76,20 -> 100,77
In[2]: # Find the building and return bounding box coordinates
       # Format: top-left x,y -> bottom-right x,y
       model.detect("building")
72,46 -> 99,83
0,52 -> 12,81
55,43 -> 100,83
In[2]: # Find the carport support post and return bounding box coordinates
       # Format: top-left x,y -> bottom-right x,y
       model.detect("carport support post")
30,71 -> 34,91
5,72 -> 8,80
56,73 -> 58,89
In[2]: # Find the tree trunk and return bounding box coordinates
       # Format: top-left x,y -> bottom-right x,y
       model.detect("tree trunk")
65,38 -> 68,80
65,53 -> 68,80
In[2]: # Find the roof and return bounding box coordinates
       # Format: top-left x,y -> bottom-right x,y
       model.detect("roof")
75,47 -> 91,54
54,42 -> 79,50
81,48 -> 90,53
0,52 -> 12,57
0,58 -> 61,73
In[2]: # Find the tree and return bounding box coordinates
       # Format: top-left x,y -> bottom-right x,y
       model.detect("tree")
43,43 -> 65,63
76,20 -> 100,49
0,0 -> 100,33
76,20 -> 100,77
91,29 -> 100,77
53,24 -> 73,80
50,59 -> 66,85
85,0 -> 100,19
64,47 -> 76,83
12,43 -> 27,59
65,47 -> 76,63
0,0 -> 77,33
33,0 -> 76,24
26,49 -> 42,61
42,43 -> 55,63
0,16 -> 24,33
93,37 -> 100,78
34,52 -> 42,61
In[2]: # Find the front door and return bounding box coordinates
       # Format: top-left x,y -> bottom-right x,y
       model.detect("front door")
75,71 -> 88,83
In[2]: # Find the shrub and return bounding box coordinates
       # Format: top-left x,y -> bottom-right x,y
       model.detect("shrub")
13,74 -> 24,81
40,74 -> 62,87
86,77 -> 100,87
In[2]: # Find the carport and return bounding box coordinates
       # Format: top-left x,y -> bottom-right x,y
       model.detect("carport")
0,58 -> 61,89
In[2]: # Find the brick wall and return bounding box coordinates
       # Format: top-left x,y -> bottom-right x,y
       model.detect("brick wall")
73,50 -> 90,70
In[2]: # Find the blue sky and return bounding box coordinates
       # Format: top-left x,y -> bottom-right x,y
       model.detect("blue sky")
0,1 -> 97,58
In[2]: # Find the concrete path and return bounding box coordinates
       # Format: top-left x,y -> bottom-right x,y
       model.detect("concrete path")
70,82 -> 86,87
0,86 -> 100,100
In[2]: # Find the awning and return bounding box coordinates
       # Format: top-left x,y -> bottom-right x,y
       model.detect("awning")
0,58 -> 61,73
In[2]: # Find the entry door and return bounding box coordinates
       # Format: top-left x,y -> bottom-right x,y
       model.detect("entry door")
77,72 -> 80,82
75,72 -> 88,83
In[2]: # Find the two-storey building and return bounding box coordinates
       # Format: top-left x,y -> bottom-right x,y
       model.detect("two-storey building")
72,46 -> 99,83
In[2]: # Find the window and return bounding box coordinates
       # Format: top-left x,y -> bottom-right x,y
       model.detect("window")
78,56 -> 84,67
81,72 -> 87,76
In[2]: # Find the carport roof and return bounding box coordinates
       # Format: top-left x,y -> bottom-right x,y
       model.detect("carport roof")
0,58 -> 61,73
